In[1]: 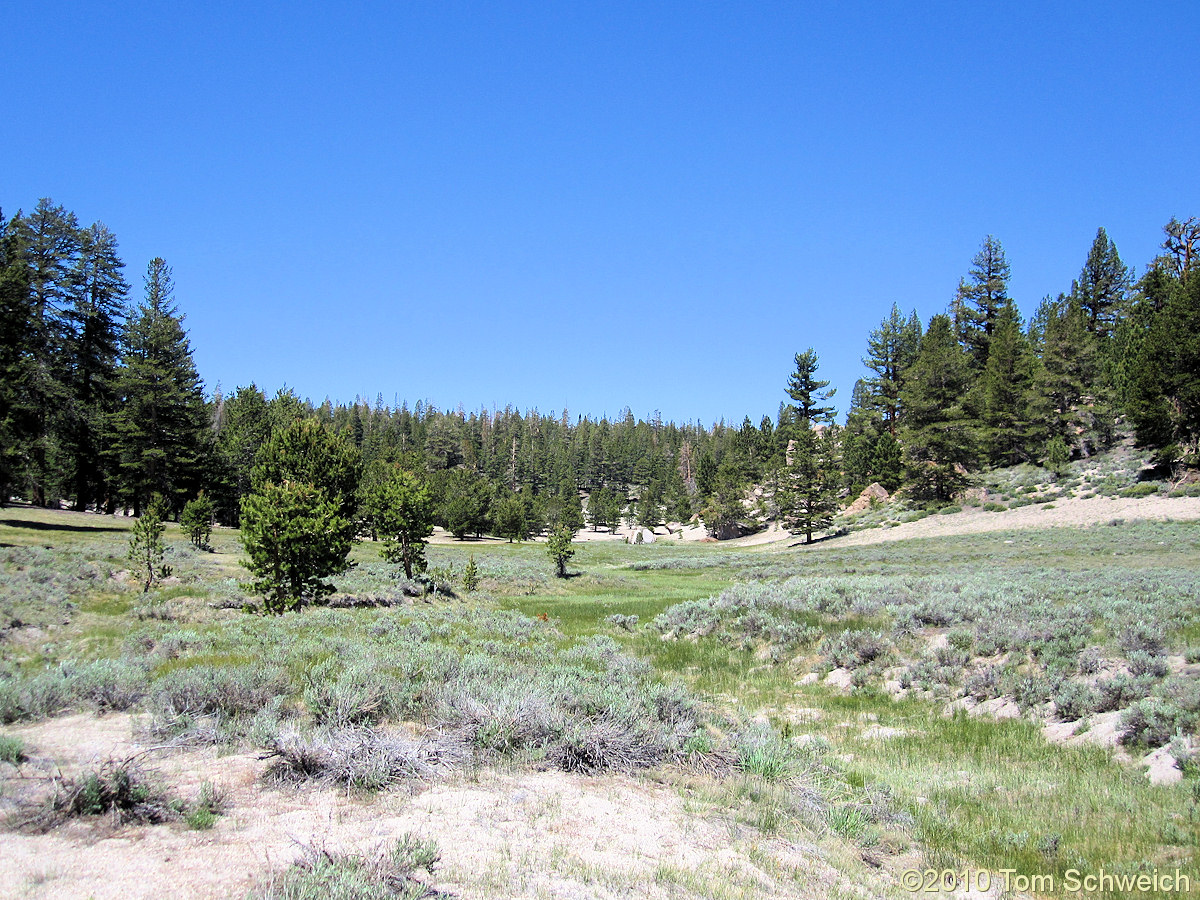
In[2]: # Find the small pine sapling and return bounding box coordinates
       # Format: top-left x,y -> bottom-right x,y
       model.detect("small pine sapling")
547,525 -> 575,578
128,495 -> 172,592
462,554 -> 480,593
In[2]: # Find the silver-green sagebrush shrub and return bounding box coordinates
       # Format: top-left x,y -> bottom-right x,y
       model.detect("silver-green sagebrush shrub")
254,834 -> 440,900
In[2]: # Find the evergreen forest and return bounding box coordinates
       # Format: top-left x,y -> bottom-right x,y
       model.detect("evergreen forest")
3,197 -> 1199,540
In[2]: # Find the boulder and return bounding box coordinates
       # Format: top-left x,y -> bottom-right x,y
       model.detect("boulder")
844,482 -> 890,514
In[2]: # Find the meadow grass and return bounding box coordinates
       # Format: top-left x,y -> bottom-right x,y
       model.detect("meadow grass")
3,505 -> 1200,896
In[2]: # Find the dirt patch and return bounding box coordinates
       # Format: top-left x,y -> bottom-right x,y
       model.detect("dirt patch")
0,714 -> 878,900
827,495 -> 1200,548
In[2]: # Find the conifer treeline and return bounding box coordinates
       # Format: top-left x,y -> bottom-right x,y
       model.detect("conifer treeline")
2,196 -> 1198,536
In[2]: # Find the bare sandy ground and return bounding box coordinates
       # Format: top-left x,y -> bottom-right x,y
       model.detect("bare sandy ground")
435,494 -> 1200,551
828,495 -> 1200,548
0,714 -> 881,900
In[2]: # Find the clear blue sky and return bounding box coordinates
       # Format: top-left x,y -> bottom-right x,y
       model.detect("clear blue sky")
6,1 -> 1198,426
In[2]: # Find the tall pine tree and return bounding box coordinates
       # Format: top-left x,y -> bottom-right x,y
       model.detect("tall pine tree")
111,258 -> 209,514
900,314 -> 979,502
952,236 -> 1011,368
862,304 -> 922,435
979,302 -> 1036,465
62,223 -> 128,509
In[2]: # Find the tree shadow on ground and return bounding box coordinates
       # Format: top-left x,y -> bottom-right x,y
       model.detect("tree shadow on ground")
0,518 -> 127,534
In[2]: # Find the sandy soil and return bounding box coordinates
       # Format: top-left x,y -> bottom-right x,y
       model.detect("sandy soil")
0,714 -> 877,900
828,495 -> 1200,549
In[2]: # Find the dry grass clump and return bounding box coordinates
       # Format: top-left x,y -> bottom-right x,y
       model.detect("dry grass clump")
264,726 -> 466,790
254,835 -> 441,900
8,758 -> 176,832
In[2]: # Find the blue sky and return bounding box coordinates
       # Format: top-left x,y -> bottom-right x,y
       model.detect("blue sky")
6,1 -> 1198,426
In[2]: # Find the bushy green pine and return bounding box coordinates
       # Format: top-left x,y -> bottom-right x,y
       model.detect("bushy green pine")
492,491 -> 527,542
179,492 -> 214,549
780,427 -> 839,543
241,481 -> 353,613
979,301 -> 1037,465
952,235 -> 1011,367
362,466 -> 434,579
241,417 -> 361,611
862,304 -> 922,435
546,525 -> 575,578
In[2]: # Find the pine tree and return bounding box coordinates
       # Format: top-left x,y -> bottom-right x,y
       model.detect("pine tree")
636,487 -> 661,530
251,415 -> 361,520
700,462 -> 748,539
560,486 -> 585,533
441,468 -> 490,539
1072,227 -> 1131,341
241,418 -> 361,611
1032,295 -> 1107,458
493,490 -> 527,542
606,490 -> 625,534
362,466 -> 434,578
1120,228 -> 1200,463
587,486 -> 610,531
111,259 -> 209,513
62,223 -> 128,509
9,200 -> 81,504
546,525 -> 575,578
212,384 -> 272,524
241,481 -> 354,612
900,314 -> 979,502
952,236 -> 1011,367
128,494 -> 171,592
979,302 -> 1036,465
779,348 -> 838,539
462,554 -> 480,593
180,492 -> 215,548
785,349 -> 836,424
0,211 -> 37,502
862,304 -> 922,434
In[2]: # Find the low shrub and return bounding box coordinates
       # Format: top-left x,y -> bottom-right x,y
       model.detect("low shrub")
154,663 -> 292,720
1053,681 -> 1100,720
964,666 -> 1004,702
184,781 -> 226,830
1077,646 -> 1104,675
947,628 -> 975,653
1095,674 -> 1157,712
1127,650 -> 1169,679
605,613 -> 639,632
821,630 -> 892,670
1121,698 -> 1199,749
12,759 -> 176,832
0,665 -> 78,723
1120,483 -> 1160,498
0,733 -> 26,765
254,834 -> 440,900
264,726 -> 465,791
734,725 -> 801,782
1119,623 -> 1166,657
302,658 -> 389,728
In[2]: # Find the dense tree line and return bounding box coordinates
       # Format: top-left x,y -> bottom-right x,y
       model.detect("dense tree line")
833,221 -> 1200,504
3,197 -> 1199,545
1,200 -> 207,515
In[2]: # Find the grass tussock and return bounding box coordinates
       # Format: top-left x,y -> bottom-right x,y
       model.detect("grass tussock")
8,758 -> 176,832
254,835 -> 441,900
264,727 -> 466,791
